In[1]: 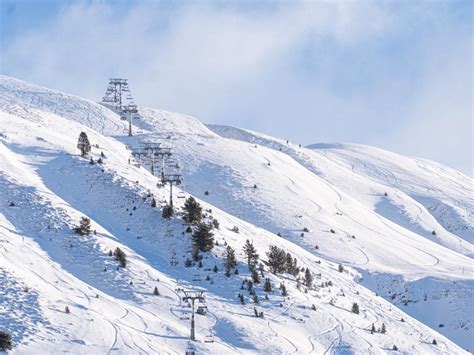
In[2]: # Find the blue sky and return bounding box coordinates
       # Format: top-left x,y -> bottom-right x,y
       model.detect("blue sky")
1,0 -> 472,175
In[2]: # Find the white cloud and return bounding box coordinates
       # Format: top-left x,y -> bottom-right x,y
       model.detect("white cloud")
1,0 -> 472,175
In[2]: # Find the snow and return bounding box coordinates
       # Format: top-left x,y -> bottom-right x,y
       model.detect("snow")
0,75 -> 472,353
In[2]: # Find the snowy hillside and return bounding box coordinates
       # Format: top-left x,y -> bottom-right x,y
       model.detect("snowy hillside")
0,75 -> 472,354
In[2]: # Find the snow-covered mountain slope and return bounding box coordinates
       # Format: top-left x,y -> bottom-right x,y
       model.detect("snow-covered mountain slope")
0,75 -> 472,353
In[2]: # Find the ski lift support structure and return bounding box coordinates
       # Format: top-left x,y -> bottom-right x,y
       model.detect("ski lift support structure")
182,290 -> 205,341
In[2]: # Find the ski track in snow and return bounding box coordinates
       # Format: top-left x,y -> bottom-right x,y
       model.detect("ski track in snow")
0,75 -> 472,354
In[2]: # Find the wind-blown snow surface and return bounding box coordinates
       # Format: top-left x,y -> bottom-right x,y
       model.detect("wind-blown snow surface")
0,75 -> 472,354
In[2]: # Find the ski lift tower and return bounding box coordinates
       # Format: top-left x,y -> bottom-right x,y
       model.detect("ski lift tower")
101,78 -> 130,112
182,291 -> 205,341
161,164 -> 182,208
123,104 -> 138,137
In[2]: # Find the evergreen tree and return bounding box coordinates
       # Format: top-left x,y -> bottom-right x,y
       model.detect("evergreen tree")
371,323 -> 376,334
338,264 -> 344,273
263,278 -> 272,292
380,323 -> 386,334
252,294 -> 259,304
281,283 -> 288,296
73,217 -> 91,235
224,246 -> 237,276
151,197 -> 156,208
162,205 -> 173,219
304,269 -> 313,287
251,268 -> 260,284
114,247 -> 127,268
183,197 -> 202,224
65,306 -> 70,314
351,302 -> 359,314
392,345 -> 398,351
0,331 -> 12,352
77,132 -> 91,157
153,286 -> 160,296
243,239 -> 259,269
192,222 -> 214,252
432,339 -> 437,345
266,245 -> 287,274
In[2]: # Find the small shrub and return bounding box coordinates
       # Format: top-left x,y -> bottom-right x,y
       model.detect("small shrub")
65,306 -> 70,314
231,226 -> 239,233
351,302 -> 359,314
212,219 -> 220,229
303,227 -> 309,232
162,205 -> 173,219
338,264 -> 344,273
392,345 -> 398,351
73,217 -> 91,236
330,229 -> 336,234
0,331 -> 13,352
432,230 -> 436,235
432,339 -> 437,345
114,247 -> 127,268
263,278 -> 272,292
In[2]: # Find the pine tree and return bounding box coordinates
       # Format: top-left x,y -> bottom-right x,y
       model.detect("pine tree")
392,345 -> 398,351
263,278 -> 272,292
192,222 -> 214,253
77,132 -> 91,157
432,339 -> 437,345
338,264 -> 344,273
304,269 -> 313,287
114,247 -> 127,268
351,302 -> 359,314
281,283 -> 288,296
162,205 -> 173,219
0,331 -> 12,352
371,323 -> 376,334
252,294 -> 259,304
213,265 -> 218,272
73,217 -> 91,235
151,197 -> 156,208
183,197 -> 202,224
65,306 -> 70,314
251,268 -> 260,284
153,286 -> 160,296
266,245 -> 287,274
224,245 -> 237,276
380,323 -> 386,334
243,239 -> 259,269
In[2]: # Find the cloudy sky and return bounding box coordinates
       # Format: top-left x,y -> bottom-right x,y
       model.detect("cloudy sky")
1,0 -> 472,175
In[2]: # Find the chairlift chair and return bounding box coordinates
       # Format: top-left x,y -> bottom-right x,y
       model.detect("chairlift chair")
204,332 -> 214,343
196,305 -> 207,315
